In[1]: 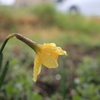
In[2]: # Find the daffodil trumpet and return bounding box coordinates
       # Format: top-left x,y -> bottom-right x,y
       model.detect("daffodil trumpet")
0,33 -> 67,82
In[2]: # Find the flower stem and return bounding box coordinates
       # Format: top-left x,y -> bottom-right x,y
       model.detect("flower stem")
13,33 -> 40,52
0,33 -> 40,53
0,38 -> 9,54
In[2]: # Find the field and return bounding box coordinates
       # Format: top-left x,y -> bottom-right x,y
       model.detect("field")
0,4 -> 100,100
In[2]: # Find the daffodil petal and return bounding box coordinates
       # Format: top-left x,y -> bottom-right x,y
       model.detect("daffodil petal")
40,47 -> 58,68
42,43 -> 67,55
56,47 -> 67,55
33,55 -> 41,82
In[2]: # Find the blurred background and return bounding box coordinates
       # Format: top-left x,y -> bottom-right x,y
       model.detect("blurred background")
0,0 -> 100,100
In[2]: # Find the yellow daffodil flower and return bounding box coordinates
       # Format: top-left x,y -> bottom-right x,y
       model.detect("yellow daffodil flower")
33,43 -> 67,82
6,33 -> 67,82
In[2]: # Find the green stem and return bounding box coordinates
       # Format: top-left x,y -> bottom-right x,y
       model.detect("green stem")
0,33 -> 40,53
13,33 -> 40,52
0,38 -> 9,54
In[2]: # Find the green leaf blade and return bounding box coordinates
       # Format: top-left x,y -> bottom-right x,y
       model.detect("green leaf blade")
0,61 -> 9,90
0,53 -> 3,72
